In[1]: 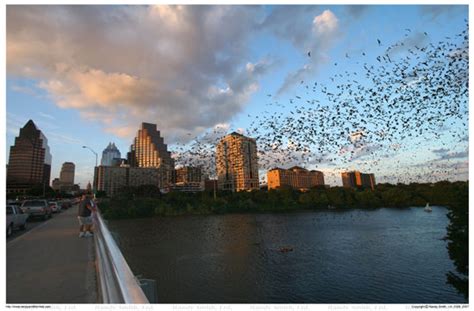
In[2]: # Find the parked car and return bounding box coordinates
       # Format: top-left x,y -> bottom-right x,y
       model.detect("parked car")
7,205 -> 29,237
49,201 -> 62,213
60,199 -> 72,210
20,200 -> 52,220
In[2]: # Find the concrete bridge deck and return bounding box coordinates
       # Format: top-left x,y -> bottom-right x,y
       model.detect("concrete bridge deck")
7,205 -> 98,304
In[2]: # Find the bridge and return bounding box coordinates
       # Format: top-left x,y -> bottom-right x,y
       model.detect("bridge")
7,203 -> 149,304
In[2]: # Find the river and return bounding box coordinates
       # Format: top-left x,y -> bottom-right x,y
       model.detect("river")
108,206 -> 466,303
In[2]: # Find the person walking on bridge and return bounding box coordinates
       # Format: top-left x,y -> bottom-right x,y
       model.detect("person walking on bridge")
78,194 -> 94,238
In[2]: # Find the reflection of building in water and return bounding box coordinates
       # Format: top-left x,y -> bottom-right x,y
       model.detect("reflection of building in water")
267,166 -> 325,190
216,132 -> 259,192
341,171 -> 376,190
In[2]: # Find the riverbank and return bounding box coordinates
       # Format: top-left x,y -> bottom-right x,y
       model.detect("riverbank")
98,181 -> 467,220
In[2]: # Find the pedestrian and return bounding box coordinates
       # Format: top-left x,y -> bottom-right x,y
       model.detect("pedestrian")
78,194 -> 94,238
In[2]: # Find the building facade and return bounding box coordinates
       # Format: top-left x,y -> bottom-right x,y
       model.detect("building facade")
101,142 -> 122,166
171,166 -> 204,192
7,120 -> 52,193
59,162 -> 75,185
267,166 -> 325,190
127,123 -> 174,187
94,165 -> 163,196
341,171 -> 376,190
216,132 -> 259,192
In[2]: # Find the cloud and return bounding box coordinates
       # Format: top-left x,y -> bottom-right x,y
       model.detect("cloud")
262,6 -> 321,48
38,112 -> 56,120
7,5 -> 271,142
276,9 -> 341,95
431,148 -> 468,160
344,5 -> 369,19
419,5 -> 466,21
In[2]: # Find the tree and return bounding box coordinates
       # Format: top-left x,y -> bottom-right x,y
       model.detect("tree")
445,182 -> 468,299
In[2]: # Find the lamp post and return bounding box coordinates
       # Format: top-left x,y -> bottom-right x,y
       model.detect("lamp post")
82,146 -> 98,195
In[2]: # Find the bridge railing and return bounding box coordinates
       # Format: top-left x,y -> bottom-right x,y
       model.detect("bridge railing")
92,209 -> 149,303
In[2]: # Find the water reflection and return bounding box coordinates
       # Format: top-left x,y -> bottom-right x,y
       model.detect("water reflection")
109,207 -> 465,303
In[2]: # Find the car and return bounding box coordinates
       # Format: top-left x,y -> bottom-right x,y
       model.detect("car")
60,199 -> 72,210
20,200 -> 52,220
49,201 -> 62,213
7,205 -> 29,237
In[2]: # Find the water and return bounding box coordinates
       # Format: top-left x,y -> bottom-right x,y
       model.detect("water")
108,206 -> 466,303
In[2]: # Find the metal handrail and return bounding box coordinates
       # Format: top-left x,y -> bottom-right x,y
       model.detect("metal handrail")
92,209 -> 149,303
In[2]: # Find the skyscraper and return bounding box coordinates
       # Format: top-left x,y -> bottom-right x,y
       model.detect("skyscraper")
7,120 -> 52,193
101,142 -> 121,166
341,171 -> 376,190
59,162 -> 75,185
216,132 -> 259,192
127,122 -> 174,187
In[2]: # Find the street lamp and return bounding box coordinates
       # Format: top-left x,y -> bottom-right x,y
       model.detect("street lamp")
82,146 -> 98,195
82,146 -> 98,167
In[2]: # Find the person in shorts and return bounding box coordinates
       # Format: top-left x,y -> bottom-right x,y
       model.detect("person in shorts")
78,194 -> 94,238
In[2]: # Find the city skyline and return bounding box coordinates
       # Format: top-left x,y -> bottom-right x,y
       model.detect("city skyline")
6,5 -> 469,187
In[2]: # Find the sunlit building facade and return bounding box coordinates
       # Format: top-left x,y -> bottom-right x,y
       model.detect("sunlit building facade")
127,122 -> 175,188
216,132 -> 259,192
267,166 -> 325,190
341,171 -> 376,190
7,120 -> 52,193
171,166 -> 204,192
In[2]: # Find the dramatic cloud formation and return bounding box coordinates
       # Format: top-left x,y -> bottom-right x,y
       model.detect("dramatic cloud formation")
7,5 -> 351,142
7,5 -> 273,141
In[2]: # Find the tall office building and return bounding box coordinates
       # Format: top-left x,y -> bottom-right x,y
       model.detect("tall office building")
7,120 -> 52,193
341,171 -> 376,190
216,132 -> 259,192
59,162 -> 75,185
267,166 -> 325,190
127,123 -> 174,187
101,142 -> 121,166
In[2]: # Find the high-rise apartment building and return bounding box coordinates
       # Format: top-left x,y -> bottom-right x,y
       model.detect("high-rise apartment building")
101,142 -> 121,166
216,132 -> 259,192
267,166 -> 325,190
7,120 -> 52,193
341,171 -> 376,190
127,123 -> 174,187
59,162 -> 75,185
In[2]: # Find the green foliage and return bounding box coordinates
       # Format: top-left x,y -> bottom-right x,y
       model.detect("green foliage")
444,181 -> 468,299
100,182 -> 469,220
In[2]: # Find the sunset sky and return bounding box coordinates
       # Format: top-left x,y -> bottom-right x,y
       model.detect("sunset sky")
5,4 -> 469,187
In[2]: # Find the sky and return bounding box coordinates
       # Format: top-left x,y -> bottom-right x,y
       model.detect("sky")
5,4 -> 469,187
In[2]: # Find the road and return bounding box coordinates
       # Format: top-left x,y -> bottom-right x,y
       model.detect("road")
7,205 -> 98,304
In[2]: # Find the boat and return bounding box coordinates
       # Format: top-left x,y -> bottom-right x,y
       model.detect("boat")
327,205 -> 336,210
424,203 -> 432,212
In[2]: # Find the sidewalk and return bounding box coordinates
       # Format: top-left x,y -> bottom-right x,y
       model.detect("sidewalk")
7,206 -> 98,304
